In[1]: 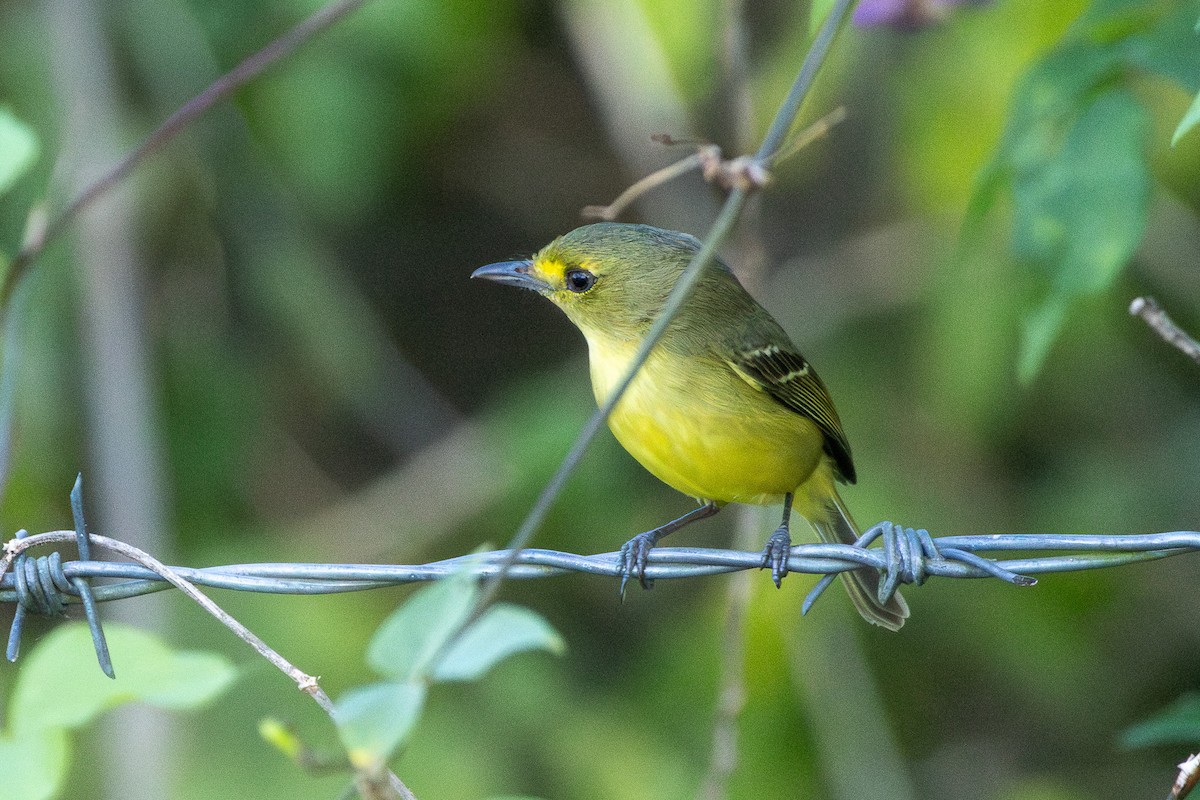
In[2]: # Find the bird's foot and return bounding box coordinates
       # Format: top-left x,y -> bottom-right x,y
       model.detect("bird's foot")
618,531 -> 659,595
761,527 -> 791,588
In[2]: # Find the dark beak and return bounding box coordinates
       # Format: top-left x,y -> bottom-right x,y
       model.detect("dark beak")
470,260 -> 550,292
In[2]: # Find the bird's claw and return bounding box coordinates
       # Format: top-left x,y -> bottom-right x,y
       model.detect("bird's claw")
618,532 -> 658,595
762,528 -> 791,588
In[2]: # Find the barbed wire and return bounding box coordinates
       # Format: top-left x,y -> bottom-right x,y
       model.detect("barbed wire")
4,478 -> 1199,676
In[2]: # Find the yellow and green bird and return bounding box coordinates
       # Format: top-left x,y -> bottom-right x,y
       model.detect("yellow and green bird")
472,222 -> 907,630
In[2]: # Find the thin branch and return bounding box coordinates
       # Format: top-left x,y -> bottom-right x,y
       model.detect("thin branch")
1170,751 -> 1200,800
581,151 -> 707,220
581,106 -> 847,223
0,530 -> 416,800
1130,296 -> 1200,367
755,0 -> 854,162
1,531 -> 320,696
0,0 -> 369,308
767,105 -> 847,167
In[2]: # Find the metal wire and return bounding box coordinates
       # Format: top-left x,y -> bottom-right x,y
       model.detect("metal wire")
3,526 -> 1197,603
4,479 -> 1199,675
5,476 -> 113,676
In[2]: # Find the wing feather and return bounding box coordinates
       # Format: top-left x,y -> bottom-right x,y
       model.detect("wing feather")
727,343 -> 856,484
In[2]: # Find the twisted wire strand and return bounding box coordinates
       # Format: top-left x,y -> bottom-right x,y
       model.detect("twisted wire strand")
5,499 -> 1199,677
4,526 -> 1197,602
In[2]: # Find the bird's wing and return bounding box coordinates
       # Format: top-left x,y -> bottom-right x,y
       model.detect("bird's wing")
726,343 -> 856,484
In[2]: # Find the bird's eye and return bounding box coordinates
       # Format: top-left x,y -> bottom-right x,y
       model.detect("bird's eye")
564,269 -> 596,293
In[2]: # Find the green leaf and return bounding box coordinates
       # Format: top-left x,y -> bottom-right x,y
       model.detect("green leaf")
1117,1 -> 1200,91
1075,0 -> 1158,43
1009,87 -> 1149,380
1012,88 -> 1149,286
0,108 -> 38,197
1173,88 -> 1200,146
334,681 -> 426,769
0,728 -> 68,800
367,569 -> 478,681
1018,296 -> 1067,385
969,41 -> 1121,233
9,623 -> 236,735
258,717 -> 304,762
433,603 -> 565,683
1122,693 -> 1200,748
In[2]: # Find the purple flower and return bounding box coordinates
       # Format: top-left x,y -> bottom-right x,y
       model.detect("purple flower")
852,0 -> 990,29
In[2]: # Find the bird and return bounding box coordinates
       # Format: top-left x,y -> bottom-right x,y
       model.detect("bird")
471,222 -> 907,630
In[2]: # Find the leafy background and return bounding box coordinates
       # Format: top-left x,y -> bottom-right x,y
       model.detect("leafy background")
1,0 -> 1199,798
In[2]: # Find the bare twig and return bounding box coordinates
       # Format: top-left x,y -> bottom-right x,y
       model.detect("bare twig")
767,105 -> 847,167
1,531 -> 321,699
582,151 -> 709,220
0,0 -> 369,308
1171,751 -> 1200,800
582,107 -> 848,222
1130,296 -> 1200,367
0,530 -> 416,800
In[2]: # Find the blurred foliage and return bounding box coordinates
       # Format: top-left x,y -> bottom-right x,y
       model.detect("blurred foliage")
1124,692 -> 1200,748
969,0 -> 1200,381
333,563 -> 562,775
0,0 -> 1197,799
0,623 -> 234,800
0,108 -> 38,198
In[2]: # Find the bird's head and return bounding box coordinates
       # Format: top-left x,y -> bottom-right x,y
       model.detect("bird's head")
472,223 -> 706,339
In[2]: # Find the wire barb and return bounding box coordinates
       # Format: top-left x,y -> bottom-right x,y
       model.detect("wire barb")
5,482 -> 1200,676
5,521 -> 1199,618
69,474 -> 114,677
4,477 -> 114,676
801,522 -> 1038,616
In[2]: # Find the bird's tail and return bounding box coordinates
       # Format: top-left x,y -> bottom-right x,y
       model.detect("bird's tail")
813,493 -> 909,631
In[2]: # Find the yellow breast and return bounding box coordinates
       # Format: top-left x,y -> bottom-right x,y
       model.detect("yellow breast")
583,331 -> 826,505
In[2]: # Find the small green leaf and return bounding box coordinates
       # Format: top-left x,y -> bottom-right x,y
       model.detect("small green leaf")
9,623 -> 236,735
433,603 -> 565,683
1117,2 -> 1200,91
1018,297 -> 1067,385
0,728 -> 68,800
1172,89 -> 1200,146
367,569 -> 478,681
1015,89 -> 1149,288
1122,693 -> 1200,748
334,681 -> 426,769
967,41 -> 1122,250
258,718 -> 304,762
0,108 -> 38,197
1010,88 -> 1150,380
